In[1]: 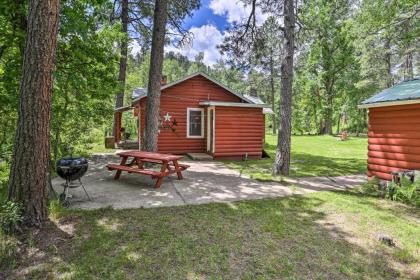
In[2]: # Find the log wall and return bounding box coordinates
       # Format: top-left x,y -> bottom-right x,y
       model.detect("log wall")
367,103 -> 420,180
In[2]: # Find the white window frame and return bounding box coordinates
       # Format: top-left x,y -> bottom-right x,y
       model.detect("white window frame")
207,106 -> 215,152
187,108 -> 205,138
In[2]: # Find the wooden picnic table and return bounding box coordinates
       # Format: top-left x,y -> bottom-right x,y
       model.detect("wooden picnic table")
106,151 -> 189,188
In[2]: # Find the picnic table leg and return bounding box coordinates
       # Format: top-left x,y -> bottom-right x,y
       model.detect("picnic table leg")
154,161 -> 168,188
173,160 -> 183,180
137,159 -> 144,170
114,156 -> 128,179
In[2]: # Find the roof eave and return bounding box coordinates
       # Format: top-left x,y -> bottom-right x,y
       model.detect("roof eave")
358,98 -> 420,109
131,72 -> 253,105
199,101 -> 270,108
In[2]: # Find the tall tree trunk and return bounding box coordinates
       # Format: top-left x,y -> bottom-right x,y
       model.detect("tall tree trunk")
336,113 -> 341,135
113,0 -> 129,136
143,0 -> 168,152
384,38 -> 393,87
404,50 -> 413,80
269,55 -> 276,134
322,75 -> 334,135
323,94 -> 333,135
7,0 -> 60,227
272,0 -> 295,176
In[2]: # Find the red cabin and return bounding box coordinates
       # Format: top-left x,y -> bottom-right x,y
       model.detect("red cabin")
359,78 -> 420,181
115,72 -> 273,160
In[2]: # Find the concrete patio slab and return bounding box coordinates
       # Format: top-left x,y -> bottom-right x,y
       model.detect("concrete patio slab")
52,153 -> 366,210
186,153 -> 214,160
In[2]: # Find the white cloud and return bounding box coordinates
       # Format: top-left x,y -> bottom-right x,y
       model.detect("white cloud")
130,1 -> 271,67
209,0 -> 268,25
130,40 -> 142,54
165,24 -> 224,66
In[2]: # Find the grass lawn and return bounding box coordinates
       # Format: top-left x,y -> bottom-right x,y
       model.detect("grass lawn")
224,134 -> 368,180
3,191 -> 419,279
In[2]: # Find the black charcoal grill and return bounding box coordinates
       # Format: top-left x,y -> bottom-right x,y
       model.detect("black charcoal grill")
56,157 -> 91,207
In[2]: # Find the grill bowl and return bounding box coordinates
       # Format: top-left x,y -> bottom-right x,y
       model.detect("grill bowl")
56,157 -> 88,181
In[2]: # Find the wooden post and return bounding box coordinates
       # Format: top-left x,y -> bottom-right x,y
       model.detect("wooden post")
115,111 -> 122,143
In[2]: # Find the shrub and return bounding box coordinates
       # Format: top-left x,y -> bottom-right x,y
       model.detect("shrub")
361,176 -> 420,207
360,177 -> 385,196
0,163 -> 9,199
0,201 -> 23,234
386,177 -> 420,207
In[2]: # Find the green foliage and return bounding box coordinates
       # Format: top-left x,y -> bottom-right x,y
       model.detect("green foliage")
386,178 -> 420,207
361,176 -> 420,207
294,0 -> 365,135
0,201 -> 22,234
0,163 -> 8,200
360,177 -> 385,197
0,0 -> 121,164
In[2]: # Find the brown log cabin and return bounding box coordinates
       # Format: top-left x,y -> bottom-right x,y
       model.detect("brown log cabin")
359,78 -> 420,181
114,72 -> 273,160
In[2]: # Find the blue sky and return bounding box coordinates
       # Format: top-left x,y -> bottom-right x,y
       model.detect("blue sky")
183,0 -> 229,32
164,0 -> 267,66
131,0 -> 266,66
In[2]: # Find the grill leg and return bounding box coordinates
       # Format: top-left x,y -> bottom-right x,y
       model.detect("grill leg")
79,179 -> 92,201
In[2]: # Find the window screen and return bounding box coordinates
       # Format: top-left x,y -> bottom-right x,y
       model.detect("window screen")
189,110 -> 202,137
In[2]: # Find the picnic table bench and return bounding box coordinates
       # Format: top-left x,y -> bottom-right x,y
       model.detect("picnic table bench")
106,151 -> 189,188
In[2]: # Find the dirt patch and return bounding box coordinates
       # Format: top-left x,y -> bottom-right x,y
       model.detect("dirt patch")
4,220 -> 75,280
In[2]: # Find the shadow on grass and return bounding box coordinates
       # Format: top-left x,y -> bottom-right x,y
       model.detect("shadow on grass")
226,151 -> 367,179
3,194 -> 410,279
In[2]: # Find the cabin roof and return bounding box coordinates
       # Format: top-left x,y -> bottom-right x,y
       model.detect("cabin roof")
131,72 -> 256,105
359,78 -> 420,108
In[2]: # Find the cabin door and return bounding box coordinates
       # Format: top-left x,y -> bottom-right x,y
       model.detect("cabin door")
207,107 -> 215,154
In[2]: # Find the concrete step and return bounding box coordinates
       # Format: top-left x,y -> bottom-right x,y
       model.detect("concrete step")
187,153 -> 213,161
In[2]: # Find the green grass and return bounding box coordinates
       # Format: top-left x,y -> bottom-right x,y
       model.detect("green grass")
224,133 -> 368,180
3,191 -> 419,279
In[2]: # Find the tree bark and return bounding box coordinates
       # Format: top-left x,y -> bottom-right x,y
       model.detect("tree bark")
272,0 -> 295,176
384,38 -> 393,87
113,0 -> 129,136
269,55 -> 276,134
143,0 -> 168,152
404,50 -> 413,80
7,0 -> 60,227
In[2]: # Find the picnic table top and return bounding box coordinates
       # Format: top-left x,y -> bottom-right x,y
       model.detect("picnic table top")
117,150 -> 183,161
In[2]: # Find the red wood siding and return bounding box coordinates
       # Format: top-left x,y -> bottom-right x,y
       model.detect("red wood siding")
214,106 -> 264,159
367,103 -> 420,181
135,75 -> 245,154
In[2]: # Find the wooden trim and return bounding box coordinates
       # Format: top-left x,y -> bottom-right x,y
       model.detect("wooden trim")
138,106 -> 141,150
213,107 -> 216,153
206,106 -> 215,153
187,108 -> 205,138
358,99 -> 420,109
199,101 -> 269,108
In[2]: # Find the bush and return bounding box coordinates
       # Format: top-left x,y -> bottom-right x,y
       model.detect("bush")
360,177 -> 385,196
386,177 -> 420,207
0,201 -> 23,234
361,176 -> 420,207
0,163 -> 9,199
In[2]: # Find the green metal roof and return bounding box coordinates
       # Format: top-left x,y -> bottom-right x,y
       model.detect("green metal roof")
361,78 -> 420,105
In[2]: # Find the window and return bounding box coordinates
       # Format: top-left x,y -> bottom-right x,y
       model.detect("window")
187,108 -> 204,138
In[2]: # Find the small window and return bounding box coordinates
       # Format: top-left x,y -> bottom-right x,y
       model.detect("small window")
187,108 -> 204,138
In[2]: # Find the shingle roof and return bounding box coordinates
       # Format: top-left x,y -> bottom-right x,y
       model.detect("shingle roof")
132,88 -> 147,100
243,94 -> 274,114
131,72 -> 256,105
360,78 -> 420,107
